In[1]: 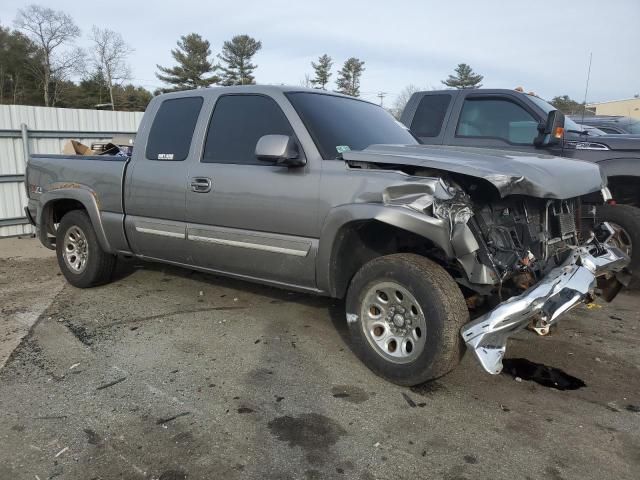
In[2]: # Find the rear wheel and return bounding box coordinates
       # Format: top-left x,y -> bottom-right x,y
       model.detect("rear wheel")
345,253 -> 469,386
56,210 -> 116,288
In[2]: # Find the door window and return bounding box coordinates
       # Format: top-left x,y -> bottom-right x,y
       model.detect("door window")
202,95 -> 294,164
456,98 -> 539,144
146,97 -> 203,161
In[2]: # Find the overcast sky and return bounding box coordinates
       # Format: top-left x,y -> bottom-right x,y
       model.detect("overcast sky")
2,0 -> 639,106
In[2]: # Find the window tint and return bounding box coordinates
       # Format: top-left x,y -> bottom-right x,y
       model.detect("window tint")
410,94 -> 451,137
627,121 -> 640,134
599,126 -> 620,134
203,95 -> 294,164
456,98 -> 538,144
146,97 -> 203,161
286,92 -> 416,159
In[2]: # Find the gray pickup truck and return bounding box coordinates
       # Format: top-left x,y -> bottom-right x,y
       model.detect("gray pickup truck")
25,86 -> 629,386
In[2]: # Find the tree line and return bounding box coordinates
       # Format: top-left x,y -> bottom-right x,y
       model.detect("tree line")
0,4 -> 150,110
0,4 -> 586,114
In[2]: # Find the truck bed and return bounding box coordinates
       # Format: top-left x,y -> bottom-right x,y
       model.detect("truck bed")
27,154 -> 129,216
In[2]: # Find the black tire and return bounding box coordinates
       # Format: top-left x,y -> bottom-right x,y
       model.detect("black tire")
345,253 -> 469,386
56,210 -> 116,288
596,204 -> 640,278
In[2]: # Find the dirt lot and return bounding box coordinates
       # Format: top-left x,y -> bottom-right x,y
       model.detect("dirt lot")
0,237 -> 639,480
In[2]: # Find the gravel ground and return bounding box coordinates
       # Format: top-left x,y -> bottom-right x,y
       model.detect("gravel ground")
0,237 -> 639,480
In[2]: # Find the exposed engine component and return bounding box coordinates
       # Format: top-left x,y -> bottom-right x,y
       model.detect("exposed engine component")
472,196 -> 581,291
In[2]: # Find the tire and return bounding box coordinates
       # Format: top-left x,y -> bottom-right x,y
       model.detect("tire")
345,253 -> 469,386
596,204 -> 640,278
56,210 -> 116,288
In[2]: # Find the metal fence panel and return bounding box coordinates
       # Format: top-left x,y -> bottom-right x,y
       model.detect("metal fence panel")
0,105 -> 143,237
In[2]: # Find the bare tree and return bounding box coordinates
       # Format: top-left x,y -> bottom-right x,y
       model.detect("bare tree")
14,4 -> 82,106
390,84 -> 422,119
90,26 -> 133,110
299,73 -> 312,88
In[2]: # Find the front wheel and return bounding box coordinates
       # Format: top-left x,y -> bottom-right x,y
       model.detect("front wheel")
56,210 -> 116,288
345,253 -> 469,386
596,204 -> 639,279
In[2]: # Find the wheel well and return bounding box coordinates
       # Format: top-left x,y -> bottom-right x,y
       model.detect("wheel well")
608,176 -> 639,207
43,199 -> 86,236
330,220 -> 447,298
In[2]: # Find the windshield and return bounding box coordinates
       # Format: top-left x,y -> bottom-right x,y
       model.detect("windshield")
286,92 -> 417,159
526,94 -> 587,133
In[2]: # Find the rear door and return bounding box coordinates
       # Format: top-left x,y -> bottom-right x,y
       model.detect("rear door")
185,93 -> 321,289
124,95 -> 204,262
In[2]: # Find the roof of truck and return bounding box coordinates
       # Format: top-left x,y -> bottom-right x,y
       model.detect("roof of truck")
156,84 -> 359,101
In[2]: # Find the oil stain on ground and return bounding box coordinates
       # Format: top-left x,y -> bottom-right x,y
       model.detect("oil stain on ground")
502,358 -> 586,390
410,380 -> 445,396
268,413 -> 346,464
331,385 -> 369,403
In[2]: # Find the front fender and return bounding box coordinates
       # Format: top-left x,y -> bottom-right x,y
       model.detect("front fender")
316,203 -> 455,295
38,185 -> 112,253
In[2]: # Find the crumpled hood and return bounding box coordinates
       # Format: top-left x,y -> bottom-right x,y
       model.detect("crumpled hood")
343,144 -> 605,199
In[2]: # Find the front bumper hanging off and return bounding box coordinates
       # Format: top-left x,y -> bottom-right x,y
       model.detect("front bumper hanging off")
460,238 -> 629,374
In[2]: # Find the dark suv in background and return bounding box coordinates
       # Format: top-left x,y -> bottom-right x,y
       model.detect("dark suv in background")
570,115 -> 640,135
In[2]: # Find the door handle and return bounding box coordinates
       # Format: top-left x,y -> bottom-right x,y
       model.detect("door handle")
190,177 -> 212,193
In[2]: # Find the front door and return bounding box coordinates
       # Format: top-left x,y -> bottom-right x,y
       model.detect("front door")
446,95 -> 543,154
185,94 -> 320,289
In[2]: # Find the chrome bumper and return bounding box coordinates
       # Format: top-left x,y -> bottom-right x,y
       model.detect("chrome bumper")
460,242 -> 629,374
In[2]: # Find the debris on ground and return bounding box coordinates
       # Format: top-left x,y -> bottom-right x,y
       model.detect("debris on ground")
54,446 -> 68,458
96,377 -> 127,391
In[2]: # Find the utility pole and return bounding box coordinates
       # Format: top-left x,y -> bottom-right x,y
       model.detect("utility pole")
377,92 -> 387,107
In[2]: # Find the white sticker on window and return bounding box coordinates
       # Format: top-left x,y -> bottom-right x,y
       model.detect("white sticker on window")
158,153 -> 174,160
336,145 -> 351,154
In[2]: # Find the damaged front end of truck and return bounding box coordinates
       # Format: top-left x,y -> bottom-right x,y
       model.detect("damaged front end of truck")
344,145 -> 631,374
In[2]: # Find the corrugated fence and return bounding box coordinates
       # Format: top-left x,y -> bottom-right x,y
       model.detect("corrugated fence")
0,105 -> 143,237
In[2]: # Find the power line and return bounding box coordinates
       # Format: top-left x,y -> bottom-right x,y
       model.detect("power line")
377,91 -> 387,107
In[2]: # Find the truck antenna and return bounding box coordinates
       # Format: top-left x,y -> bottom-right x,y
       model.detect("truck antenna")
581,52 -> 593,128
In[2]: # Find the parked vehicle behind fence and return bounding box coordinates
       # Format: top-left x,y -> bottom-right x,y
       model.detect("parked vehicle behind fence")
25,86 -> 629,385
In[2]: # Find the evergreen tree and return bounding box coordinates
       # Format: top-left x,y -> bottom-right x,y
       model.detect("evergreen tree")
74,68 -> 110,108
441,63 -> 483,89
156,33 -> 219,91
311,54 -> 332,90
550,95 -> 584,115
335,57 -> 365,97
0,25 -> 40,105
114,84 -> 152,111
218,34 -> 262,85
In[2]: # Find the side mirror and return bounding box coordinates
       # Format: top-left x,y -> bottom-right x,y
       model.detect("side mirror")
534,110 -> 565,147
255,135 -> 306,167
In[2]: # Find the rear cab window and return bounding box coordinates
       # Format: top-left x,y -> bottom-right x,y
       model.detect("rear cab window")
146,96 -> 203,161
410,94 -> 451,138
